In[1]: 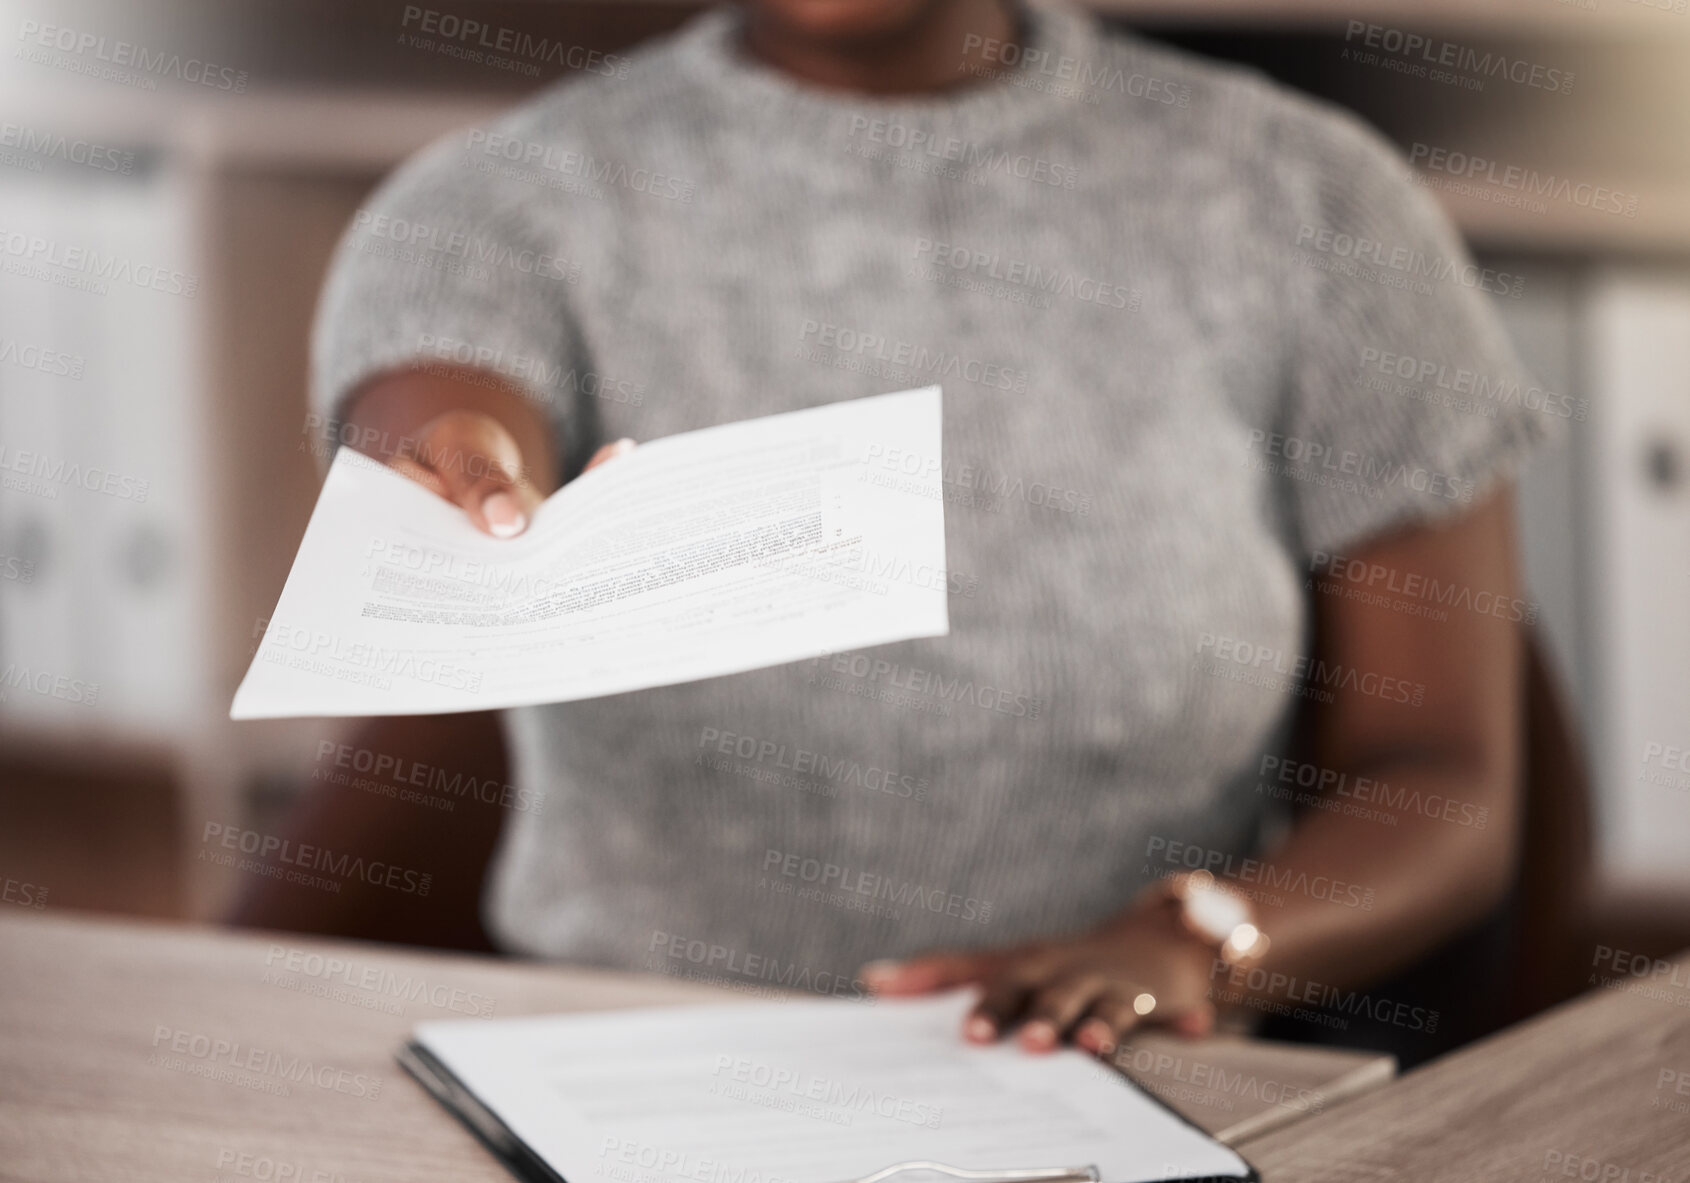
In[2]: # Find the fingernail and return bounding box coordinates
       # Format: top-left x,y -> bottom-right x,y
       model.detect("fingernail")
1078,1019 -> 1115,1055
1176,1010 -> 1215,1038
483,491 -> 526,538
1020,1021 -> 1057,1051
965,1016 -> 996,1043
611,437 -> 636,457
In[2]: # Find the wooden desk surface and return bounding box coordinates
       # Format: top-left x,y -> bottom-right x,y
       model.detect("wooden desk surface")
1246,952 -> 1690,1181
0,912 -> 1392,1181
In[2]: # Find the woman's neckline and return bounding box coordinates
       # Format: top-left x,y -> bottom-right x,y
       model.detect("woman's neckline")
671,2 -> 1105,139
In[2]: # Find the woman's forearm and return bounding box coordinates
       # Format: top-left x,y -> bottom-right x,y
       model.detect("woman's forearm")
1210,492 -> 1526,1007
1213,747 -> 1519,1005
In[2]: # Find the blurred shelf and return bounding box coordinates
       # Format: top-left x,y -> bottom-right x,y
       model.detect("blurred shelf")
1091,0 -> 1690,38
0,84 -> 508,173
3,80 -> 1685,253
1429,175 -> 1690,256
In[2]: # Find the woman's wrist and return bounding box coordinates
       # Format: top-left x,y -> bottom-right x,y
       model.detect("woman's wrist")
1127,871 -> 1272,969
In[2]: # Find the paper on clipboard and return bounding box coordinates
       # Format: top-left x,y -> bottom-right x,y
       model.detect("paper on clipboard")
403,992 -> 1255,1183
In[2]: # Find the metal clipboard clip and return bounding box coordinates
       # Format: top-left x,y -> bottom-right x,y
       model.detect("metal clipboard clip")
838,1163 -> 1101,1183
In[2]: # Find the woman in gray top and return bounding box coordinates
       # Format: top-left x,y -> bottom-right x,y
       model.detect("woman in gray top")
312,0 -> 1554,1054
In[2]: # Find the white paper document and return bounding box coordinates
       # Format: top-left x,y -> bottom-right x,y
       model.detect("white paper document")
406,992 -> 1254,1183
231,387 -> 949,719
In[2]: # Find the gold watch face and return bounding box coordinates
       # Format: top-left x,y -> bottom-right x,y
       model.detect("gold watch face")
1184,882 -> 1250,945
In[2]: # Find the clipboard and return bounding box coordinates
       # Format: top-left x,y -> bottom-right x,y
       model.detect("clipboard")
398,1038 -> 1261,1183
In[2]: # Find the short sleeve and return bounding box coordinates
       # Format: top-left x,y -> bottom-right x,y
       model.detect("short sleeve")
308,118 -> 586,455
1272,110 -> 1565,558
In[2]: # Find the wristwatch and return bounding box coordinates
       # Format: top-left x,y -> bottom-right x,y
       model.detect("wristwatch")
1143,870 -> 1270,967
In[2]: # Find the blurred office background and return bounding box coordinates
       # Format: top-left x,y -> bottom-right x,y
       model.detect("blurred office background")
0,0 -> 1686,1004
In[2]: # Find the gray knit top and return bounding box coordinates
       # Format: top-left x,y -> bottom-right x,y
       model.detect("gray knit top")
311,2 -> 1556,988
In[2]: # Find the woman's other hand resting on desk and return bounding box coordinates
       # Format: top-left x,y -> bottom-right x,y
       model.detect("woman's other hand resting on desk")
863,903 -> 1221,1055
337,363 -> 632,538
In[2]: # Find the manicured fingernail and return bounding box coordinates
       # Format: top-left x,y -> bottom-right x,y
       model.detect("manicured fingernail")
483,491 -> 526,538
1176,1010 -> 1214,1038
965,1016 -> 996,1043
1078,1019 -> 1115,1054
1020,1021 -> 1058,1051
611,437 -> 636,457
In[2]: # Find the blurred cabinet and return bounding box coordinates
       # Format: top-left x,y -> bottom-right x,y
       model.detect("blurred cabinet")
0,160 -> 210,738
1491,262 -> 1690,892
1488,260 -> 1588,712
1584,270 -> 1690,889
